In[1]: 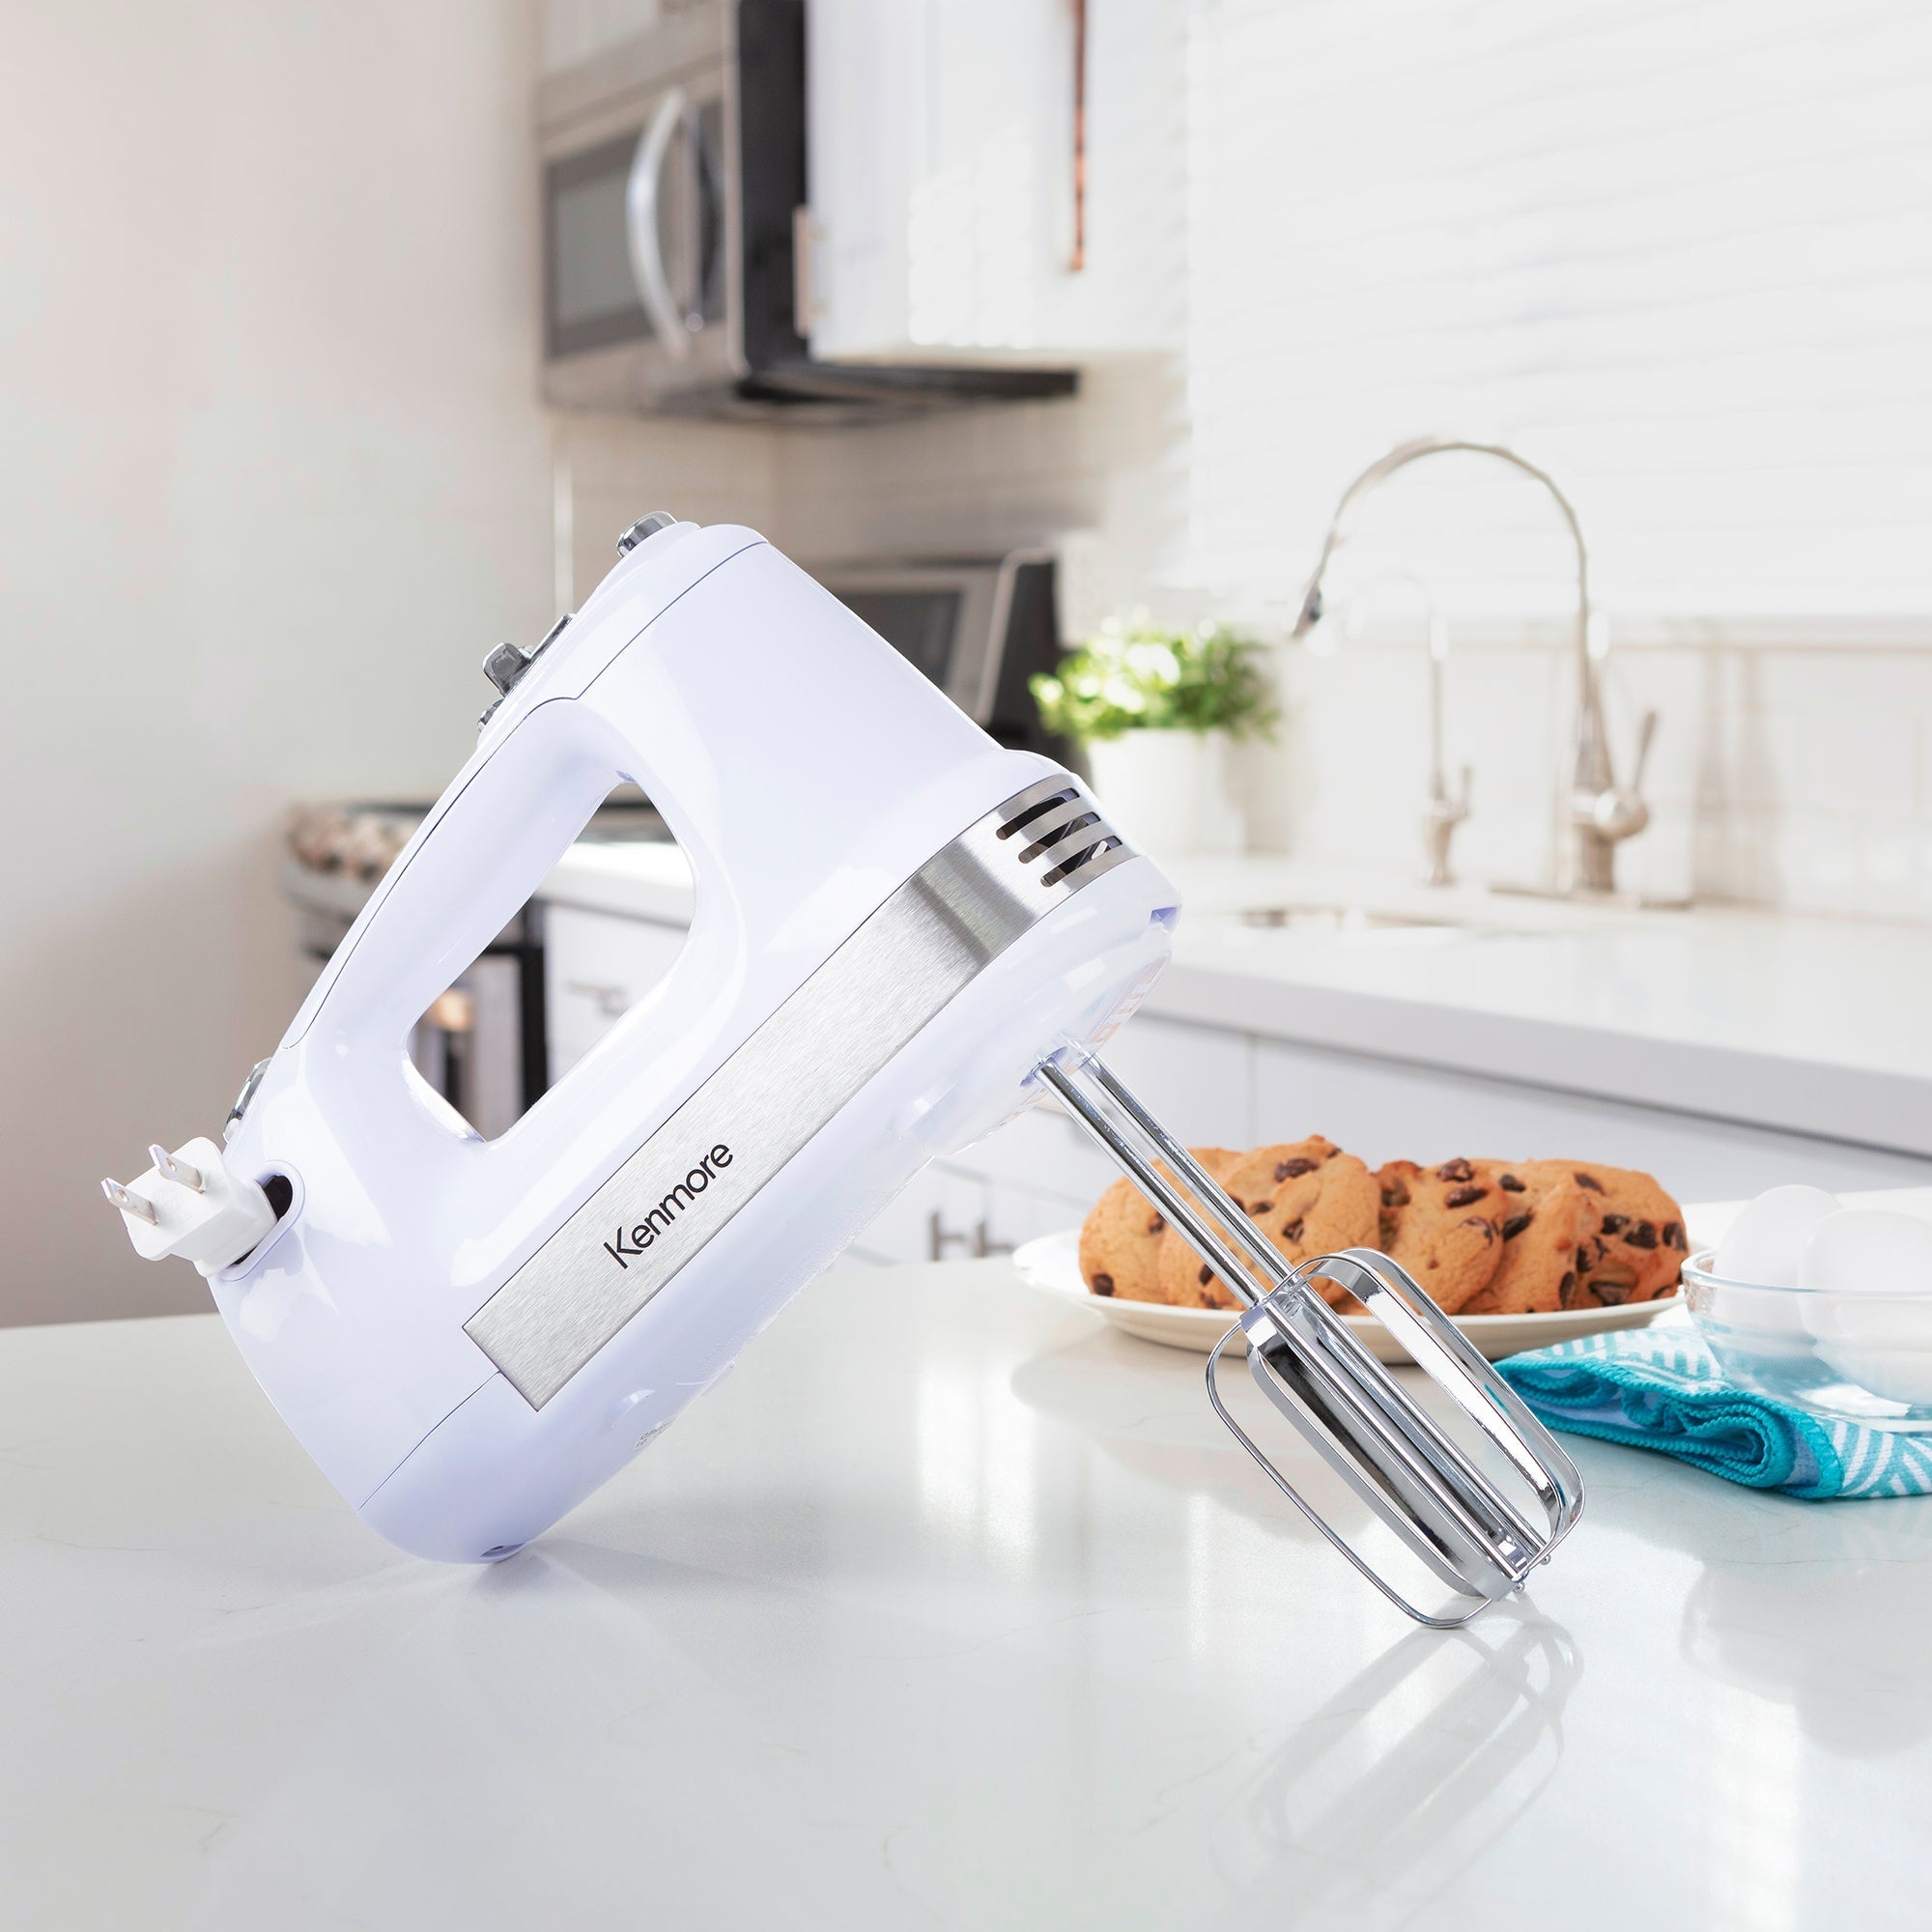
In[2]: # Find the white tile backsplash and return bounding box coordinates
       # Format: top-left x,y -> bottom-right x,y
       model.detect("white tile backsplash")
560,374 -> 1932,923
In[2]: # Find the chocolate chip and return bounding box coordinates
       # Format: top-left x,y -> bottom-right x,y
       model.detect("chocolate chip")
1600,1212 -> 1628,1235
1248,1200 -> 1273,1216
1437,1158 -> 1474,1182
1147,1214 -> 1165,1236
1575,1172 -> 1604,1192
1462,1216 -> 1496,1242
1382,1178 -> 1411,1208
1557,1270 -> 1584,1309
1324,1146 -> 1341,1160
1444,1183 -> 1487,1208
1282,1216 -> 1305,1242
1663,1220 -> 1687,1252
1502,1212 -> 1532,1241
1199,1264 -> 1212,1287
1093,1273 -> 1116,1296
1498,1173 -> 1526,1193
1628,1220 -> 1659,1250
1587,1262 -> 1638,1302
1275,1157 -> 1318,1179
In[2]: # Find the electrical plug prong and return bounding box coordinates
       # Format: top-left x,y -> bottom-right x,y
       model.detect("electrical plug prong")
149,1144 -> 205,1191
103,1136 -> 277,1274
102,1178 -> 158,1225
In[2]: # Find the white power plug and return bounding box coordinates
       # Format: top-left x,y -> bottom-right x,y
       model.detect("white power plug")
101,1137 -> 279,1277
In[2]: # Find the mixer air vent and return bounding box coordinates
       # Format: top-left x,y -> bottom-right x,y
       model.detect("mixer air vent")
994,778 -> 1129,890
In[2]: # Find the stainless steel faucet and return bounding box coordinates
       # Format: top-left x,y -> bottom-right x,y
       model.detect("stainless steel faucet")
1340,577 -> 1470,887
1417,603 -> 1471,889
1291,436 -> 1658,897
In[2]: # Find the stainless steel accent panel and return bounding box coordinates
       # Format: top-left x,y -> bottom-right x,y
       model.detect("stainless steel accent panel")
466,781 -> 1121,1407
996,774 -> 1132,888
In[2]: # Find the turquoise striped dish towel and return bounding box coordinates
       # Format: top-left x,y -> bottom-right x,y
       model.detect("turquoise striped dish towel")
1496,1323 -> 1932,1499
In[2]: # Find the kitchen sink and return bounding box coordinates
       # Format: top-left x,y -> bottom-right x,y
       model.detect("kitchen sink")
1231,901 -> 1527,942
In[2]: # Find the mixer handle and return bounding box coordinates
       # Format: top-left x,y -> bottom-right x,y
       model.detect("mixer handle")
284,697 -> 626,1060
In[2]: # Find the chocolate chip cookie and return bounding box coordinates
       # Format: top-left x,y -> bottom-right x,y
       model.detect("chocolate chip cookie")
1373,1156 -> 1506,1315
1161,1135 -> 1378,1310
1459,1164 -> 1592,1314
1078,1148 -> 1241,1304
1523,1161 -> 1688,1306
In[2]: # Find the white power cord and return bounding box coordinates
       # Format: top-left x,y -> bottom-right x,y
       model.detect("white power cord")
101,1136 -> 278,1276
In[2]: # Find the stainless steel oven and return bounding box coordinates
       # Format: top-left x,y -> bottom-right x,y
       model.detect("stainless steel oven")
539,0 -> 1077,419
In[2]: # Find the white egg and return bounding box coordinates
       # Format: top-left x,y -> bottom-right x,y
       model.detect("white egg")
1799,1208 -> 1932,1406
1714,1184 -> 1841,1289
1808,1348 -> 1932,1409
1798,1208 -> 1932,1297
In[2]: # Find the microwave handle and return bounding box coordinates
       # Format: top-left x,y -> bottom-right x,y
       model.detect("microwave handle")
625,87 -> 691,359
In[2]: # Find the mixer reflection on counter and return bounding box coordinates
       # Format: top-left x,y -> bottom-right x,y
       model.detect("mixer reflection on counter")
100,512 -> 1582,1622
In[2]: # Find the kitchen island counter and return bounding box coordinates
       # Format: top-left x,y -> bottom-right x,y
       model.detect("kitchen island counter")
6,1260 -> 1928,1929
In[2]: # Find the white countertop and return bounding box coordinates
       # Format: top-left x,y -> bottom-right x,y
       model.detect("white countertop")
541,842 -> 1932,1156
8,1261 -> 1932,1929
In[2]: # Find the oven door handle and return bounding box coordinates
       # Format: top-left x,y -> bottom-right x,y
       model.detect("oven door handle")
625,87 -> 691,359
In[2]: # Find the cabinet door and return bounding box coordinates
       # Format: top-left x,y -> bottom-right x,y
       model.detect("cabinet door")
544,905 -> 688,1081
1253,1038 -> 1932,1202
804,0 -> 1182,363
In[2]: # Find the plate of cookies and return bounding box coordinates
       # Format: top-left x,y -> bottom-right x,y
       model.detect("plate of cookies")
1016,1136 -> 1688,1361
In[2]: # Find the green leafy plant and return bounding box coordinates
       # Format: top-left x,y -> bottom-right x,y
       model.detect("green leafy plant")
1031,612 -> 1277,743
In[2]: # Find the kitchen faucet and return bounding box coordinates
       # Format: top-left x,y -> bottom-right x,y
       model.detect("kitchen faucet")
1291,437 -> 1657,897
1339,575 -> 1470,887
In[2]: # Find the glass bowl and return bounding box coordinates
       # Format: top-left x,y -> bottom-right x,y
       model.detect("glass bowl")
1683,1250 -> 1932,1431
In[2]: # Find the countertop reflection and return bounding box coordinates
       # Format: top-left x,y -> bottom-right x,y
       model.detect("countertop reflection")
5,1260 -> 1931,1929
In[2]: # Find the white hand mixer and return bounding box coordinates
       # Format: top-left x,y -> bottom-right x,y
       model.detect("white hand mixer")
104,514 -> 1581,1622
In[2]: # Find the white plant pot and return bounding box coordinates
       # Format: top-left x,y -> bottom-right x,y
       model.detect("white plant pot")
1084,730 -> 1243,861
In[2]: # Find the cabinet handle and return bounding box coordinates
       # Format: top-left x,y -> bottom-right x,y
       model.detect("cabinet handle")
565,980 -> 631,1019
928,1211 -> 1014,1261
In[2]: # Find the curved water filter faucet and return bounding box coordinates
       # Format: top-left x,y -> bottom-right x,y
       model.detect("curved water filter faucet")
1291,437 -> 1658,898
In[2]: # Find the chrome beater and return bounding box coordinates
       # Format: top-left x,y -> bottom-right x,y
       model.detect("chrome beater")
1037,1055 -> 1584,1627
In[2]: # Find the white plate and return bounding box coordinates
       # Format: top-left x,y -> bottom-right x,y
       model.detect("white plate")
1011,1228 -> 1682,1363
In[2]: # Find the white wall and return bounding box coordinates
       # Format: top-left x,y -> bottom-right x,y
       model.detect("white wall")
0,2 -> 563,1323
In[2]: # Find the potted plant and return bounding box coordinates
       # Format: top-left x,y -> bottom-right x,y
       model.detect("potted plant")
1031,611 -> 1276,856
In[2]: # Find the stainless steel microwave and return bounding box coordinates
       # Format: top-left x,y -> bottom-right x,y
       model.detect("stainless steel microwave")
538,0 -> 1079,419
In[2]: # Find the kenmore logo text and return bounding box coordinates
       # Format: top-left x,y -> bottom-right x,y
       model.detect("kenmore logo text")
604,1143 -> 734,1268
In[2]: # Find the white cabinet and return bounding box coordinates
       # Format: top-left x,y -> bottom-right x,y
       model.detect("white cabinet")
1250,1039 -> 1932,1203
544,905 -> 688,1082
803,0 -> 1184,365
